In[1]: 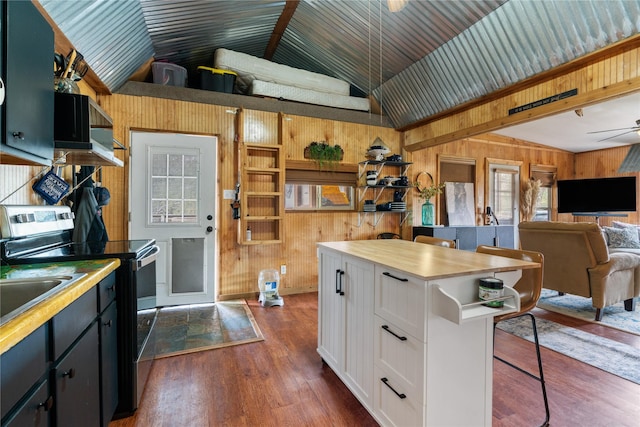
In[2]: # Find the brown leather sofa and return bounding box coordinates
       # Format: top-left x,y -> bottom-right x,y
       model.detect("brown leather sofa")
519,221 -> 640,320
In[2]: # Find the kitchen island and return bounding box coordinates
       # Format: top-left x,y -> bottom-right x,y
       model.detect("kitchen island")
317,239 -> 539,427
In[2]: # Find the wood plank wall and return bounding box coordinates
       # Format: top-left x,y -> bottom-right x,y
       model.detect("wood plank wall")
408,133 -> 576,226
574,146 -> 640,226
95,94 -> 401,299
0,165 -> 41,205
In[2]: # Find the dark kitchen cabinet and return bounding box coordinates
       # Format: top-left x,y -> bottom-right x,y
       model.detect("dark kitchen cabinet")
53,322 -> 100,427
0,0 -> 54,165
0,272 -> 119,427
98,272 -> 118,427
413,225 -> 514,251
3,380 -> 50,427
0,325 -> 50,425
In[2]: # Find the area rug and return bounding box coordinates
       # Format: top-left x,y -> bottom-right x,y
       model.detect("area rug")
153,300 -> 264,358
537,289 -> 640,336
497,316 -> 640,384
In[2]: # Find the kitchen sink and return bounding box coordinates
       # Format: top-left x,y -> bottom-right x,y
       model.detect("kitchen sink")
0,274 -> 87,325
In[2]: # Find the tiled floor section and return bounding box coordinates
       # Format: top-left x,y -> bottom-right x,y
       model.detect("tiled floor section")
154,300 -> 263,358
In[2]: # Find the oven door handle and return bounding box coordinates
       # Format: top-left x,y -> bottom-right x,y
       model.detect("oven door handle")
134,245 -> 160,271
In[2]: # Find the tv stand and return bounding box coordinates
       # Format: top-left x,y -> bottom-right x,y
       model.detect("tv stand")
572,212 -> 628,225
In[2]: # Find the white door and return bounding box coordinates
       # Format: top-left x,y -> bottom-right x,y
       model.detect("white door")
488,163 -> 520,246
130,131 -> 217,306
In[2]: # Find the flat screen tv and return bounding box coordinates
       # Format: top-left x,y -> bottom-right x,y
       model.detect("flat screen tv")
557,176 -> 637,214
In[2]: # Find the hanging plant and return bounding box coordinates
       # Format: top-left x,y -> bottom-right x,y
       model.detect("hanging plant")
304,141 -> 344,169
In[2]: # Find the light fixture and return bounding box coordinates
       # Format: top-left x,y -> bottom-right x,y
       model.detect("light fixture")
387,0 -> 408,13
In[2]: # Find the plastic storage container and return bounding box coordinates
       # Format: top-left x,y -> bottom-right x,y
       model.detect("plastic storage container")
258,269 -> 283,307
197,66 -> 237,93
152,62 -> 187,87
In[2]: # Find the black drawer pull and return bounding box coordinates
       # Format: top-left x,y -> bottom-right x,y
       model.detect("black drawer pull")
38,396 -> 53,412
62,368 -> 75,379
103,319 -> 113,327
381,377 -> 406,399
382,324 -> 407,341
383,271 -> 408,282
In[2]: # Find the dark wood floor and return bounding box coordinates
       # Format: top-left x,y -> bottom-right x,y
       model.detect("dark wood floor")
110,293 -> 640,427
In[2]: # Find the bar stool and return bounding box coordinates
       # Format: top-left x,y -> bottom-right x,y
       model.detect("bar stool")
377,232 -> 401,239
476,245 -> 550,427
414,235 -> 456,248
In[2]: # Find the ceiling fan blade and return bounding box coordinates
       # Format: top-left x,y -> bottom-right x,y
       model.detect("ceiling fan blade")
587,126 -> 637,134
596,129 -> 636,142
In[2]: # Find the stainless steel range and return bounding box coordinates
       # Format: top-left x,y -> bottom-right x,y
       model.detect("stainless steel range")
0,204 -> 158,419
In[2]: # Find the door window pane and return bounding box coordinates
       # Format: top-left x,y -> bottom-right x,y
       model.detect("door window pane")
492,168 -> 518,225
149,150 -> 200,224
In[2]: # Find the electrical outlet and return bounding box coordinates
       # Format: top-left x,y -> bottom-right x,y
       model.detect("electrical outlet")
280,265 -> 286,275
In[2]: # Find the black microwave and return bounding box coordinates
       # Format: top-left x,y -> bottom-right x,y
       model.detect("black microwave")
53,92 -> 124,166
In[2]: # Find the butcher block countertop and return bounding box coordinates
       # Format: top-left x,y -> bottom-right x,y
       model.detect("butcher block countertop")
318,239 -> 539,279
0,259 -> 120,355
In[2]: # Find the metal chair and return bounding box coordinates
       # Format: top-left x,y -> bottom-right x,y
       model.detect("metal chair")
377,232 -> 401,239
476,245 -> 550,427
413,235 -> 456,248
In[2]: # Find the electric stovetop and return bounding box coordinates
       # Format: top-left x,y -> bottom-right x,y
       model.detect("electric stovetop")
10,239 -> 155,263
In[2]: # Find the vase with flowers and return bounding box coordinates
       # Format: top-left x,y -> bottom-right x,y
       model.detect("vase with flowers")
415,181 -> 446,226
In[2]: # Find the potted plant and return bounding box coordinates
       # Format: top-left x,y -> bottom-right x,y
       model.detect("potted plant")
415,181 -> 446,226
304,141 -> 344,169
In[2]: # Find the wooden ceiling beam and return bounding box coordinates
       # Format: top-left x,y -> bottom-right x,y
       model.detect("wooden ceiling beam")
264,0 -> 300,61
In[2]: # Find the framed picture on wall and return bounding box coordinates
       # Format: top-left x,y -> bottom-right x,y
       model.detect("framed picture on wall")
445,182 -> 475,226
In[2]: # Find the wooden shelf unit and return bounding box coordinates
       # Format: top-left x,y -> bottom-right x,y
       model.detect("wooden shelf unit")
238,142 -> 284,245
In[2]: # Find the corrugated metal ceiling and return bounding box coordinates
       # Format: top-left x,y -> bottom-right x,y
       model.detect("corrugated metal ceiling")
40,0 -> 640,130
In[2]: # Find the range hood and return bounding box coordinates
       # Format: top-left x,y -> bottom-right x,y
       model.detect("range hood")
53,93 -> 124,167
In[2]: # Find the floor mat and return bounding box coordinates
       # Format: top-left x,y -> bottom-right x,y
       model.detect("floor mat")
497,315 -> 640,384
154,300 -> 264,358
537,289 -> 640,336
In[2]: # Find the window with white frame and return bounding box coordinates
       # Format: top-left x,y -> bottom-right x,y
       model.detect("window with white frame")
531,166 -> 557,221
489,164 -> 520,226
285,168 -> 356,211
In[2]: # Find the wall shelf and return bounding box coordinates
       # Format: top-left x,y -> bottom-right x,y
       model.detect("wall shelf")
237,110 -> 284,245
357,160 -> 411,228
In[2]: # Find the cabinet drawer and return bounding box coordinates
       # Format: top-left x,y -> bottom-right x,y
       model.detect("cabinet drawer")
373,365 -> 424,427
52,288 -> 98,360
98,272 -> 116,313
374,315 -> 425,403
2,379 -> 49,427
0,325 -> 47,420
374,265 -> 426,341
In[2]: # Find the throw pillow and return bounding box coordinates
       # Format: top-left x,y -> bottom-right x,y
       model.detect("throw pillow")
612,220 -> 640,240
603,226 -> 640,248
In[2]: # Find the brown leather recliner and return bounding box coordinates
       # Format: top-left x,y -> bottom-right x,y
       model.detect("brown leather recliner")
519,221 -> 640,321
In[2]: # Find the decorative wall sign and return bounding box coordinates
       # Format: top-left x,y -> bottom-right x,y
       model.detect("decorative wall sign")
508,88 -> 578,115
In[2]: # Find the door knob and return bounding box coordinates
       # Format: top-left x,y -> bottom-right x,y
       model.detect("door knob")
206,226 -> 213,232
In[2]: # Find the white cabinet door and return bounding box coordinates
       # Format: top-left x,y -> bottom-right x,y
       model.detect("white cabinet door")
342,255 -> 374,407
317,248 -> 374,410
317,248 -> 344,372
